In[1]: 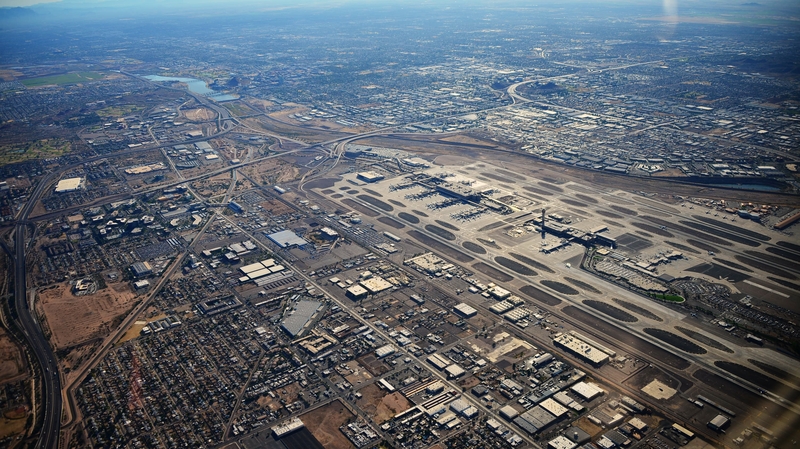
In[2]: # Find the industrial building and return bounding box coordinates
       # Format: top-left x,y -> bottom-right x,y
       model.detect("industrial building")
318,227 -> 339,240
359,276 -> 393,294
130,261 -> 153,277
403,252 -> 457,275
427,353 -> 451,371
445,364 -> 466,378
238,259 -> 285,284
499,405 -> 519,420
570,382 -> 605,401
346,284 -> 368,300
281,300 -> 323,338
540,398 -> 569,417
453,303 -> 477,318
708,414 -> 731,431
548,435 -> 578,449
239,259 -> 276,275
564,427 -> 591,445
272,417 -> 304,438
490,301 -> 514,314
375,344 -> 396,358
267,230 -> 309,248
504,308 -> 531,323
228,201 -> 244,213
449,398 -> 478,418
553,333 -> 610,366
514,405 -> 558,435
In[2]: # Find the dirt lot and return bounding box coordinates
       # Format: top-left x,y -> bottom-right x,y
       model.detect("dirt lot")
192,172 -> 230,198
300,399 -> 356,449
238,158 -> 300,186
182,107 -> 215,122
343,360 -> 373,386
0,408 -> 28,441
60,340 -> 101,384
574,415 -> 604,438
256,381 -> 302,412
356,354 -> 390,376
244,115 -> 348,144
0,328 -> 25,383
242,98 -> 274,113
37,280 -> 138,349
356,383 -> 412,424
259,197 -> 295,215
118,320 -> 149,344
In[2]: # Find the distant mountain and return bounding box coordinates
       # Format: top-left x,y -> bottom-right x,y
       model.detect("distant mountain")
0,7 -> 36,20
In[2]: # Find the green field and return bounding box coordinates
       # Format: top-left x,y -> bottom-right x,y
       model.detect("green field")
651,293 -> 685,303
0,139 -> 71,165
21,72 -> 105,87
97,104 -> 143,118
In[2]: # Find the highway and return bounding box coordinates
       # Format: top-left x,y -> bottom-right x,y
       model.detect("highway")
11,173 -> 61,449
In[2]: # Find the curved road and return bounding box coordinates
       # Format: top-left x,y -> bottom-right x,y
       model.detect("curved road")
12,173 -> 61,449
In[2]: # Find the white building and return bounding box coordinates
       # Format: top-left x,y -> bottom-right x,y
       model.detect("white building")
55,177 -> 84,193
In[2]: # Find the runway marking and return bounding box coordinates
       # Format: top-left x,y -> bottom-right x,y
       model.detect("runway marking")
742,280 -> 790,298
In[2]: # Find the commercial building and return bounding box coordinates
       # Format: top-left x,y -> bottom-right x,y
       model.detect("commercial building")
356,171 -> 385,183
55,177 -> 84,193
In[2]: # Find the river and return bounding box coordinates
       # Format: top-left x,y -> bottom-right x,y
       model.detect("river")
144,75 -> 238,102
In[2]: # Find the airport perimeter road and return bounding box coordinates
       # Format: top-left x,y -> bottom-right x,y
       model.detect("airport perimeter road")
12,177 -> 61,449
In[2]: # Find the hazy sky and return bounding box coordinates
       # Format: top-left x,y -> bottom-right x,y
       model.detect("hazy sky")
0,0 -> 60,6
